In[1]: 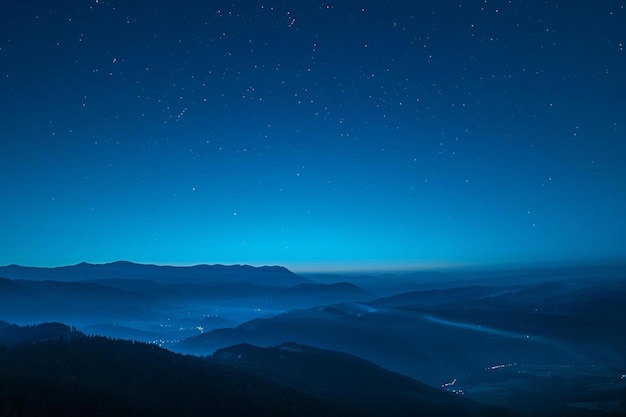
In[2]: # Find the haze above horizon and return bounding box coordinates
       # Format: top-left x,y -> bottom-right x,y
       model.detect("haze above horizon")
2,259 -> 625,277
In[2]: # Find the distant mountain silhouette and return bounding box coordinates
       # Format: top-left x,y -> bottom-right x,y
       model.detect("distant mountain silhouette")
0,276 -> 159,324
177,277 -> 626,387
177,302 -> 572,386
0,261 -> 306,286
369,285 -> 514,308
274,281 -> 369,296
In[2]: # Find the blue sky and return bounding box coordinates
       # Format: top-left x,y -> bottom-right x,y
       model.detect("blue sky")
1,1 -> 625,272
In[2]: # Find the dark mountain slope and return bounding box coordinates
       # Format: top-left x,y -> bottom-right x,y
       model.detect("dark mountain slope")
212,342 -> 514,417
0,333 -> 369,417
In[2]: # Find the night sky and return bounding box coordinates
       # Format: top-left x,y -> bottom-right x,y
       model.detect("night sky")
1,1 -> 625,272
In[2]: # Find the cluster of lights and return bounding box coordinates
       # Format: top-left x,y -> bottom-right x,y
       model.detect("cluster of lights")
441,378 -> 464,395
486,363 -> 517,370
149,339 -> 180,347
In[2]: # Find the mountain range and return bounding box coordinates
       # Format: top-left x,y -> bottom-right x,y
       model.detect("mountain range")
0,261 -> 305,286
1,261 -> 625,416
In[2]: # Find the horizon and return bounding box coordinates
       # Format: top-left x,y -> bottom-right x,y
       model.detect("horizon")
3,257 -> 625,276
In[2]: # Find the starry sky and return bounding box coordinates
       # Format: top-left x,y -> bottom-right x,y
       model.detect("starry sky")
1,1 -> 625,272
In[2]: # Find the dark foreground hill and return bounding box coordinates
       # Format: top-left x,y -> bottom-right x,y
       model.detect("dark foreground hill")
0,324 -> 503,417
0,333 -> 363,417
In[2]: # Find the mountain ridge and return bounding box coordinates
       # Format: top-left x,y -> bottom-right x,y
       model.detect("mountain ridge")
0,261 -> 306,286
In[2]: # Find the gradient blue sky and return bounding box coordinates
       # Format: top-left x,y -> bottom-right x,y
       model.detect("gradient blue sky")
1,1 -> 625,272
